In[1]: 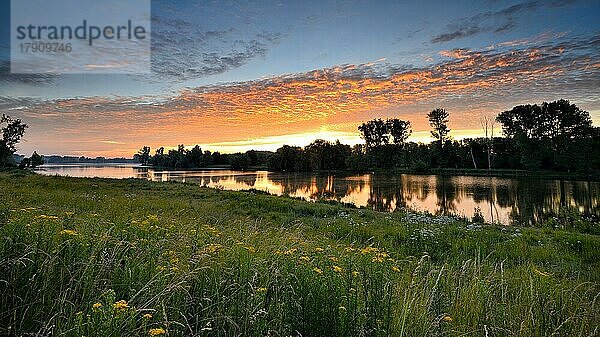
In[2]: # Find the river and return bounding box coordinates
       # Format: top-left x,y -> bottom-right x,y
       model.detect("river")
38,163 -> 599,225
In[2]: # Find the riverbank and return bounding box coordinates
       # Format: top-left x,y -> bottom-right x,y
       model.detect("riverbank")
0,171 -> 598,336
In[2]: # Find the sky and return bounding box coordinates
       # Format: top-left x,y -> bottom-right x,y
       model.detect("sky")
1,0 -> 599,157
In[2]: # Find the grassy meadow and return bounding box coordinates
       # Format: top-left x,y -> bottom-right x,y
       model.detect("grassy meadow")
0,170 -> 598,336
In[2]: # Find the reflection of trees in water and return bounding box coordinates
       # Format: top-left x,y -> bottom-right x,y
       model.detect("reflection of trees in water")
274,173 -> 319,197
434,175 -> 458,216
283,174 -> 343,200
365,174 -> 461,214
507,179 -> 600,225
366,175 -> 407,212
572,181 -> 600,215
363,174 -> 599,224
470,178 -> 502,223
233,174 -> 257,187
133,167 -> 149,179
143,169 -> 599,225
341,177 -> 369,201
263,173 -> 370,204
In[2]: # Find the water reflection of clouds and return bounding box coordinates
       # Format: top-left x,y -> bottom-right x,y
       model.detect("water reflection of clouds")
39,165 -> 600,225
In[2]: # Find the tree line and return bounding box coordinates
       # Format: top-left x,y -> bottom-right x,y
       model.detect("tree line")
136,144 -> 271,170
137,99 -> 599,175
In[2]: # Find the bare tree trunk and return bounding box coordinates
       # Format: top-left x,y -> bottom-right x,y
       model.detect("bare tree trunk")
481,116 -> 496,170
470,146 -> 477,169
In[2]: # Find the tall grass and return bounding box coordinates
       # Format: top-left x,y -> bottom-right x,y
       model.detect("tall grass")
0,171 -> 598,336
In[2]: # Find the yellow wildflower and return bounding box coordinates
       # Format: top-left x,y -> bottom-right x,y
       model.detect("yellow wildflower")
143,313 -> 153,319
113,300 -> 129,311
344,247 -> 355,253
391,266 -> 400,272
60,229 -> 78,236
361,246 -> 379,255
299,256 -> 310,263
328,256 -> 339,262
256,287 -> 267,293
443,315 -> 453,323
332,265 -> 343,273
283,248 -> 297,255
315,247 -> 324,252
314,267 -> 323,274
149,328 -> 166,336
244,246 -> 256,253
92,302 -> 103,310
372,256 -> 384,263
352,271 -> 359,277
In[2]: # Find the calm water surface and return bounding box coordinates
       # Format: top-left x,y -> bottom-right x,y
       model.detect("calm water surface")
39,163 -> 600,225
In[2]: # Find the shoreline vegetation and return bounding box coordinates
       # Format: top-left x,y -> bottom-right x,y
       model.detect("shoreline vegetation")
1,171 -> 599,336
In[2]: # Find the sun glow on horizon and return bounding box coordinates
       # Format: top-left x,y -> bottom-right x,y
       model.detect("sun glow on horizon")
65,128 -> 492,158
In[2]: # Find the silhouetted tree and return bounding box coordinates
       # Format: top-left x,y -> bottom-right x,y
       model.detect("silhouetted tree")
188,145 -> 203,167
496,104 -> 540,138
386,119 -> 412,145
30,151 -> 44,168
358,119 -> 389,147
427,108 -> 450,149
1,114 -> 28,167
497,100 -> 594,170
137,146 -> 151,165
19,151 -> 44,169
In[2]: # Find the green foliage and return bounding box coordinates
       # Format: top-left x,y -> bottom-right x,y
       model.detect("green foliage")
0,173 -> 599,336
0,115 -> 28,167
